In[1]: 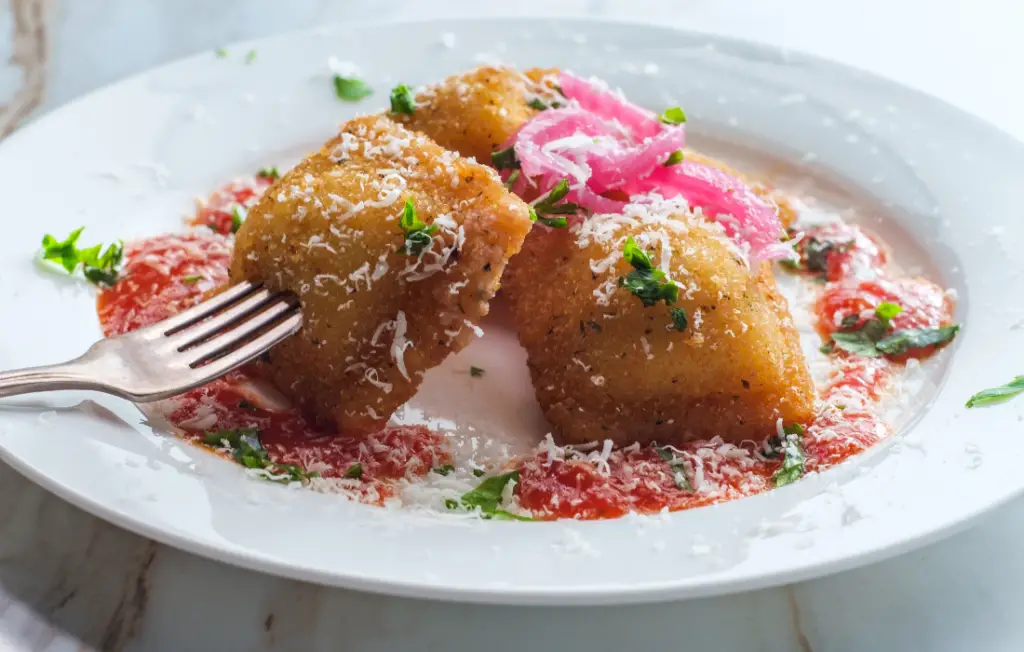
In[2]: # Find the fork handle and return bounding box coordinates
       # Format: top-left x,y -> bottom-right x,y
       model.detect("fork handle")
0,360 -> 103,399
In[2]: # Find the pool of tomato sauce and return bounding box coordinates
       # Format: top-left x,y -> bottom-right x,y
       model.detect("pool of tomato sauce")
96,179 -> 954,520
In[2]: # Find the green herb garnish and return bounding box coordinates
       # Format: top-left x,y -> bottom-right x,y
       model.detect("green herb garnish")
470,366 -> 485,378
529,179 -> 584,228
656,446 -> 691,490
182,274 -> 203,285
256,167 -> 280,180
215,47 -> 228,58
772,426 -> 806,487
333,75 -> 373,102
230,205 -> 247,233
389,83 -> 415,115
504,170 -> 521,190
433,464 -> 456,476
396,198 -> 438,255
41,227 -> 124,287
245,49 -> 257,64
663,150 -> 684,166
202,427 -> 316,483
238,399 -> 258,411
446,471 -> 532,520
669,307 -> 688,331
659,107 -> 687,125
966,376 -> 1024,408
875,325 -> 960,356
618,237 -> 679,307
472,468 -> 485,477
491,146 -> 519,171
874,301 -> 904,322
344,463 -> 363,479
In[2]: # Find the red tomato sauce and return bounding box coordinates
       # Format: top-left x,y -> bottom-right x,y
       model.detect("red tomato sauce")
95,181 -> 956,520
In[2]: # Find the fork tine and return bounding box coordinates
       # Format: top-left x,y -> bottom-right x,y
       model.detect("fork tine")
184,297 -> 300,368
158,281 -> 263,335
187,311 -> 303,381
170,288 -> 274,350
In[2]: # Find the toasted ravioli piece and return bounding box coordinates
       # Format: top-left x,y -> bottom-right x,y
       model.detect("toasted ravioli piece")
391,65 -> 559,163
503,200 -> 815,447
231,115 -> 533,433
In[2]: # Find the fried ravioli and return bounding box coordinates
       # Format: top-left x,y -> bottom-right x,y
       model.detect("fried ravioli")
390,65 -> 559,163
503,199 -> 815,447
231,115 -> 533,433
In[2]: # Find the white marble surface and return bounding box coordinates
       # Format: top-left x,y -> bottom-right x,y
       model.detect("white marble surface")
1,0 -> 1023,650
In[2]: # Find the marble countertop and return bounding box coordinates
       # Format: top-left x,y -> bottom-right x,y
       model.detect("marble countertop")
1,1 -> 1023,650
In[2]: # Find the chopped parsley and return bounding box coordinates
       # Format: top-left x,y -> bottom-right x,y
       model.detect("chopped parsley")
529,179 -> 584,228
527,96 -> 564,111
491,146 -> 519,171
472,468 -> 485,477
875,325 -> 960,356
618,237 -> 679,307
202,427 -> 317,483
966,376 -> 1024,408
41,227 -> 123,286
827,301 -> 959,359
396,198 -> 438,255
215,47 -> 228,58
182,274 -> 203,285
470,366 -> 485,378
433,464 -> 456,476
663,149 -> 684,166
669,307 -> 688,331
445,470 -> 532,520
344,462 -> 363,479
238,399 -> 258,411
245,49 -> 257,64
656,446 -> 691,490
256,166 -> 280,180
659,106 -> 687,125
771,425 -> 806,487
333,75 -> 373,102
389,83 -> 415,115
230,205 -> 247,233
503,169 -> 521,190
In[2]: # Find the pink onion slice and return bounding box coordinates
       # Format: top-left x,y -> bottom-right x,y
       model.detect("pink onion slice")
630,162 -> 785,263
558,71 -> 663,141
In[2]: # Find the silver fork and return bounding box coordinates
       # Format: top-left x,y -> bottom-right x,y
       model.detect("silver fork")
0,281 -> 301,402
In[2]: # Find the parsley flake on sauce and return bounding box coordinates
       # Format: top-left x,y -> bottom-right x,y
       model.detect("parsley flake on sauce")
656,446 -> 691,490
966,376 -> 1024,408
182,274 -> 203,285
41,227 -> 124,287
772,426 -> 806,487
344,463 -> 363,479
202,427 -> 317,483
663,149 -> 684,166
470,366 -> 485,378
333,75 -> 373,102
827,301 -> 959,359
389,84 -> 416,115
659,107 -> 687,125
433,464 -> 456,476
256,167 -> 280,180
618,237 -> 679,307
446,471 -> 532,520
396,198 -> 438,255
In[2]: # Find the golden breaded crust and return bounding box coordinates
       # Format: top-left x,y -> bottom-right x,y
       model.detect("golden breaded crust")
231,115 -> 533,433
391,66 -> 559,163
503,205 -> 815,447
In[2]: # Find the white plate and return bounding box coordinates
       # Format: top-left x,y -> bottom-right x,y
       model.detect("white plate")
0,17 -> 1022,606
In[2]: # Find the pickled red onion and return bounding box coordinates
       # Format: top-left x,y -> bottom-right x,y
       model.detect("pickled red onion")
504,72 -> 786,263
